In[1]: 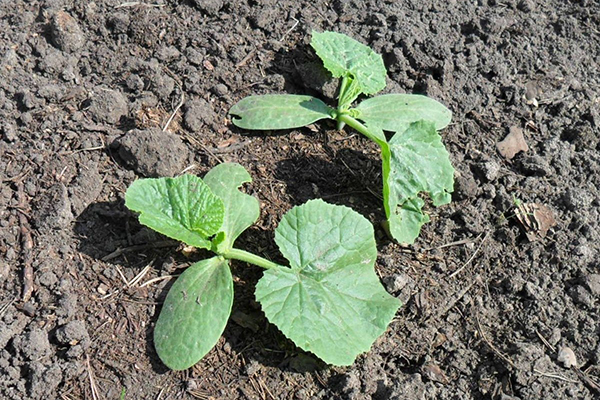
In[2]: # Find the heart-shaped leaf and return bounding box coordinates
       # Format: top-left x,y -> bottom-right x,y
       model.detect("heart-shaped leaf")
255,199 -> 400,366
125,175 -> 224,249
204,163 -> 260,252
311,31 -> 386,96
230,94 -> 334,130
355,94 -> 452,133
154,257 -> 233,370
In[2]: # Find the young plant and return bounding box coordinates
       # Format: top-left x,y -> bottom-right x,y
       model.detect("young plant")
125,163 -> 400,370
230,31 -> 454,244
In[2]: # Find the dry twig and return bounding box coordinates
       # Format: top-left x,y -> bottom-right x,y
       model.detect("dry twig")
162,91 -> 185,132
235,49 -> 257,69
449,232 -> 489,278
533,368 -> 578,383
101,240 -> 178,261
476,313 -> 516,369
140,274 -> 180,288
535,329 -> 554,351
0,297 -> 16,317
127,265 -> 152,287
86,354 -> 100,400
434,276 -> 479,320
574,367 -> 600,394
279,17 -> 299,42
424,237 -> 475,251
115,2 -> 165,8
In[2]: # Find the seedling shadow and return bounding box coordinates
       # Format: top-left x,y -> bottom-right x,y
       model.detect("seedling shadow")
265,40 -> 312,93
266,39 -> 340,102
74,200 -> 181,266
274,149 -> 383,218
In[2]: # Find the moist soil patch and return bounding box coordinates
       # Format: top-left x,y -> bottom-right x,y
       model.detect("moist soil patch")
1,1 -> 599,399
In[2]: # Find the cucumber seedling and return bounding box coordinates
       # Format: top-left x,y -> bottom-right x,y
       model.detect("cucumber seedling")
230,31 -> 454,244
125,163 -> 400,370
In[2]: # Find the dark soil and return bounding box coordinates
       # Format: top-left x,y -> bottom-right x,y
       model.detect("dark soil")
1,0 -> 599,399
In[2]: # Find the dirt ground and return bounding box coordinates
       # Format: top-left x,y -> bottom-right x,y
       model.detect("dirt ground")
1,0 -> 599,399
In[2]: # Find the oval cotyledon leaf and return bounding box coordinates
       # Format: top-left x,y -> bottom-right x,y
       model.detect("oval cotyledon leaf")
355,94 -> 452,133
255,199 -> 400,366
154,257 -> 233,370
230,94 -> 334,130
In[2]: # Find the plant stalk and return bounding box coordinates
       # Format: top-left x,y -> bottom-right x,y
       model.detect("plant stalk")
336,75 -> 350,130
223,248 -> 282,270
338,75 -> 349,106
337,113 -> 386,147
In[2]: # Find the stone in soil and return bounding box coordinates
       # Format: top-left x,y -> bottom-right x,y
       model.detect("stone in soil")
184,98 -> 217,131
68,162 -> 103,216
497,126 -> 529,160
115,127 -> 190,177
29,363 -> 63,398
49,11 -> 86,53
1,122 -> 18,142
14,328 -> 51,361
33,183 -> 74,231
191,0 -> 224,16
55,320 -> 90,348
87,88 -> 128,124
583,274 -> 600,296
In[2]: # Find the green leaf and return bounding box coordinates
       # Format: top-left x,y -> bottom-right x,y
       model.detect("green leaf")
230,95 -> 334,130
255,199 -> 400,366
311,31 -> 386,96
338,76 -> 362,110
125,175 -> 224,249
204,163 -> 260,252
381,121 -> 454,244
355,94 -> 452,133
154,257 -> 233,370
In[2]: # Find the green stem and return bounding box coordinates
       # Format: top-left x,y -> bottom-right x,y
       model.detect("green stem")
223,248 -> 282,270
338,75 -> 349,108
337,113 -> 386,147
336,76 -> 349,131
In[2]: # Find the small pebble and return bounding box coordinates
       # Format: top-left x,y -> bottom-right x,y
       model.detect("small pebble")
88,88 -> 128,124
212,83 -> 229,96
557,346 -> 577,368
192,0 -> 224,16
477,160 -> 500,182
184,99 -> 216,131
186,48 -> 204,66
21,302 -> 36,317
49,11 -> 86,52
384,273 -> 410,293
97,283 -> 108,295
108,12 -> 130,34
2,123 -> 18,142
517,0 -> 535,12
56,320 -> 90,348
497,126 -> 529,160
